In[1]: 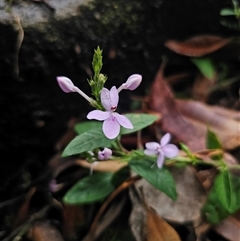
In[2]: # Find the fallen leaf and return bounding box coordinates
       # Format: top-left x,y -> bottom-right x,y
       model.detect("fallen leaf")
149,63 -> 206,151
213,211 -> 240,241
193,168 -> 218,192
144,203 -> 181,241
82,195 -> 128,241
165,35 -> 231,57
28,221 -> 64,241
83,176 -> 140,241
191,74 -> 215,101
129,186 -> 181,241
149,63 -> 240,151
134,167 -> 206,224
175,99 -> 240,150
76,159 -> 128,173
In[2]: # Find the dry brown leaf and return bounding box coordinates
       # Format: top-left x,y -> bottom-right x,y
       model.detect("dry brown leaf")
83,176 -> 140,241
28,222 -> 64,241
149,64 -> 205,151
144,203 -> 181,241
193,168 -> 218,192
191,74 -> 215,101
194,221 -> 211,241
208,105 -> 240,121
82,195 -> 128,241
76,159 -> 128,173
176,99 -> 240,150
149,63 -> 240,151
213,212 -> 240,241
135,167 -> 206,224
129,186 -> 181,241
164,35 -> 231,57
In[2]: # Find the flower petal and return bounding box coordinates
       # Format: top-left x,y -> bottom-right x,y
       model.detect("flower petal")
114,113 -> 133,129
102,116 -> 120,139
125,74 -> 142,90
157,151 -> 164,168
144,149 -> 158,156
101,88 -> 111,111
109,86 -> 119,108
160,133 -> 171,146
87,110 -> 111,120
145,142 -> 160,151
57,76 -> 76,93
162,144 -> 179,158
98,147 -> 112,160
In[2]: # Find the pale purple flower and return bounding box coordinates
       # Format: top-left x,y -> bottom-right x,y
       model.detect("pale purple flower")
87,86 -> 133,139
118,74 -> 142,92
98,147 -> 112,160
144,133 -> 179,168
57,76 -> 76,93
56,76 -> 93,103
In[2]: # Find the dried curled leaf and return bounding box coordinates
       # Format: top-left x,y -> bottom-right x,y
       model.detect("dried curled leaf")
149,63 -> 240,151
129,186 -> 181,241
145,205 -> 181,241
165,35 -> 231,57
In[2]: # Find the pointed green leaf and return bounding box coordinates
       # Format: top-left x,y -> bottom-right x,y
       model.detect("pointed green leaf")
62,129 -> 114,157
214,171 -> 240,213
206,129 -> 222,149
74,121 -> 102,135
121,114 -> 158,135
215,171 -> 232,211
202,170 -> 240,223
63,172 -> 115,204
129,159 -> 177,200
191,57 -> 215,80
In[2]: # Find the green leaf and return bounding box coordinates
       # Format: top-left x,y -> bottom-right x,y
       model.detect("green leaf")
121,114 -> 158,135
202,190 -> 229,223
220,8 -> 236,16
74,121 -> 102,135
129,159 -> 177,200
62,129 -> 114,157
191,57 -> 215,80
215,171 -> 232,211
202,171 -> 240,223
214,171 -> 240,213
111,166 -> 130,187
179,142 -> 192,156
206,129 -> 222,149
63,172 -> 115,204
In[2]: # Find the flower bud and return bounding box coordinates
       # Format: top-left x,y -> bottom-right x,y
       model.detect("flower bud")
98,147 -> 112,160
124,74 -> 142,90
56,76 -> 76,93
